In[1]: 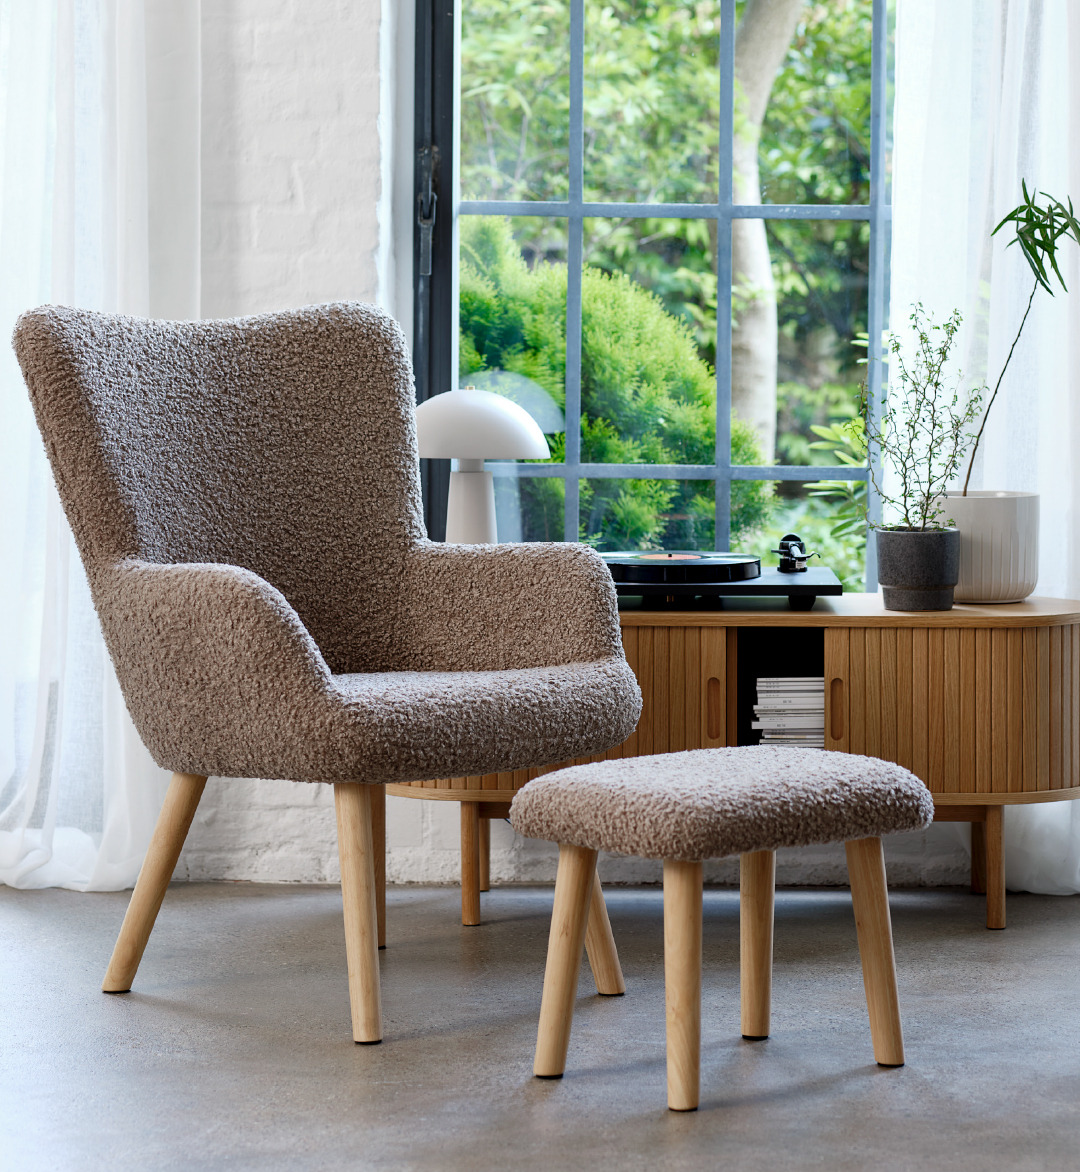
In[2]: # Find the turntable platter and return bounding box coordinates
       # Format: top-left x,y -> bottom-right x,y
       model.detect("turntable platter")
601,551 -> 761,585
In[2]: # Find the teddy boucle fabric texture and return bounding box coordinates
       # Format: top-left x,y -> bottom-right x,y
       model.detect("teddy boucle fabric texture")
13,302 -> 641,783
509,747 -> 934,861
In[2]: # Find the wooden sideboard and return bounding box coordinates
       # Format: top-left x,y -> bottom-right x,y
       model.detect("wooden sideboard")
387,594 -> 1080,930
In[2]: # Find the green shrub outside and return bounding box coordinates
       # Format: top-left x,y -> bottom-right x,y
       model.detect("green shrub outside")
459,216 -> 774,549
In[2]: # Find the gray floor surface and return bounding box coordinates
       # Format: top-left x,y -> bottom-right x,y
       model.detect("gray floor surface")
3,881 -> 1079,1172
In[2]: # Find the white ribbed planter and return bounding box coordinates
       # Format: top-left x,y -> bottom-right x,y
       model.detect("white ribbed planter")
940,491 -> 1039,603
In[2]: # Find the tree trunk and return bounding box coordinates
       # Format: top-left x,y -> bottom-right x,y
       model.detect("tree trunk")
731,0 -> 804,460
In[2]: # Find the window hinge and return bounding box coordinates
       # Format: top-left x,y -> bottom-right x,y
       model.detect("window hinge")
417,144 -> 439,277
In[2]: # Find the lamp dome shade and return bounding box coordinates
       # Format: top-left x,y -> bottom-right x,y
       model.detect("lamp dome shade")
414,388 -> 551,459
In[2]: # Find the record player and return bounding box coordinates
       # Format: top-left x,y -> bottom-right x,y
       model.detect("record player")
602,534 -> 842,610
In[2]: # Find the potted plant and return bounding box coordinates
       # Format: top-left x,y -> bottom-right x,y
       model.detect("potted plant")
943,184 -> 1080,602
860,306 -> 983,611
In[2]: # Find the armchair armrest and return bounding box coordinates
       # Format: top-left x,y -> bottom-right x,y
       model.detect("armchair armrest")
95,559 -> 333,776
401,540 -> 624,671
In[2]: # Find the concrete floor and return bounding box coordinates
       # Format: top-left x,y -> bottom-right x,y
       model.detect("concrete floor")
2,883 -> 1080,1172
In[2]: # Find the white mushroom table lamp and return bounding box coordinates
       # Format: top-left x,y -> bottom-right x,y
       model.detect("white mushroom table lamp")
414,386 -> 550,543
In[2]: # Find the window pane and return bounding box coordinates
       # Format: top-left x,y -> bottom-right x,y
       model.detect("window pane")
582,216 -> 731,468
580,478 -> 719,551
742,480 -> 867,591
736,0 -> 873,206
458,215 -> 567,463
731,218 -> 868,466
578,476 -> 777,552
460,2 -> 569,202
584,2 -> 722,204
493,475 -> 565,543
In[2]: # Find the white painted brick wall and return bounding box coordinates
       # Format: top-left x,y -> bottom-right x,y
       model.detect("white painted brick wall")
199,0 -> 382,318
180,0 -> 970,890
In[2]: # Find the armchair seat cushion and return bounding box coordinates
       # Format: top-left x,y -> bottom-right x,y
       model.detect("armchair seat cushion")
327,660 -> 640,785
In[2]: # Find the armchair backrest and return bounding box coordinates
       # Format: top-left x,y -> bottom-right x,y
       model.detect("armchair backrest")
13,302 -> 425,672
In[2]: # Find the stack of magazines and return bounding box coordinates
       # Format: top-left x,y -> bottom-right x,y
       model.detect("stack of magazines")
752,676 -> 825,748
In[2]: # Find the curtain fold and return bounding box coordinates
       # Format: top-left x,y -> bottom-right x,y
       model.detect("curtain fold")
893,0 -> 1080,893
0,0 -> 200,891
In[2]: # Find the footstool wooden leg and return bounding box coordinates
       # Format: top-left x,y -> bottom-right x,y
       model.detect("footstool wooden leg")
461,802 -> 482,927
534,844 -> 598,1078
664,859 -> 703,1111
584,873 -> 625,996
740,849 -> 775,1040
845,837 -> 903,1067
984,805 -> 1006,930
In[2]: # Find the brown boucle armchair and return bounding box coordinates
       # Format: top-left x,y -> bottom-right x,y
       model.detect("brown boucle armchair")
13,301 -> 642,1043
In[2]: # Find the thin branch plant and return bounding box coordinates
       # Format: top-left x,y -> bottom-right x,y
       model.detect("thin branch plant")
857,305 -> 983,531
962,182 -> 1080,493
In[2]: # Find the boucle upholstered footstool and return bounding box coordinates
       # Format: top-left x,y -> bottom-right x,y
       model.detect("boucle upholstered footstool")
510,746 -> 934,1111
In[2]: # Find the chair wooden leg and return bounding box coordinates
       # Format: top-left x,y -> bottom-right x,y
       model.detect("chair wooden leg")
845,837 -> 903,1067
534,844 -> 598,1078
740,849 -> 775,1040
584,873 -> 625,995
984,805 -> 1006,930
970,819 -> 987,895
102,772 -> 207,993
334,784 -> 382,1044
371,784 -> 386,949
479,816 -> 491,892
461,802 -> 482,926
664,859 -> 703,1111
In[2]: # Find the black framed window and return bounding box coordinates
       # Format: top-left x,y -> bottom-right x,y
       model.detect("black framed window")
415,0 -> 890,587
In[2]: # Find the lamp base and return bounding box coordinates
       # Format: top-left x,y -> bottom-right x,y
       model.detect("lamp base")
445,466 -> 498,543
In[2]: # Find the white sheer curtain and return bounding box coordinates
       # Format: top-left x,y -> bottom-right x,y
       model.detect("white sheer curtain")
893,0 -> 1080,892
0,0 -> 200,890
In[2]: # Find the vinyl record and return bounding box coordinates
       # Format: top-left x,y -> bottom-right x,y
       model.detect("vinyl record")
602,550 -> 761,584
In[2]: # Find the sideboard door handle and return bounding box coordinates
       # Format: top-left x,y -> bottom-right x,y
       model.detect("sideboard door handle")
829,677 -> 845,742
706,676 -> 723,740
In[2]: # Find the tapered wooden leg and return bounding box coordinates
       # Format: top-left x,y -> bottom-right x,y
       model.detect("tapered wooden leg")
534,844 -> 598,1078
845,837 -> 903,1067
461,802 -> 482,926
971,819 -> 987,895
334,784 -> 382,1044
664,859 -> 703,1111
102,772 -> 207,993
584,873 -> 625,995
372,784 -> 386,949
479,816 -> 491,892
740,849 -> 775,1039
985,804 -> 1006,930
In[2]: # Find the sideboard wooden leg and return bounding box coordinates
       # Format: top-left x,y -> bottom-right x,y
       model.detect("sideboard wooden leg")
479,816 -> 491,892
985,805 -> 1005,930
970,819 -> 987,895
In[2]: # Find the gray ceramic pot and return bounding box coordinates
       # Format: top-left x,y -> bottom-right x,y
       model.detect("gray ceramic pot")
876,527 -> 961,611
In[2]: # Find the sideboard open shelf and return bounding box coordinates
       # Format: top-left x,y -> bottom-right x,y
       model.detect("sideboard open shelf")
387,594 -> 1080,930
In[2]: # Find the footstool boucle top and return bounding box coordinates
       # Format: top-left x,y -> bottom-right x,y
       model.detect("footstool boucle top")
509,746 -> 934,860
